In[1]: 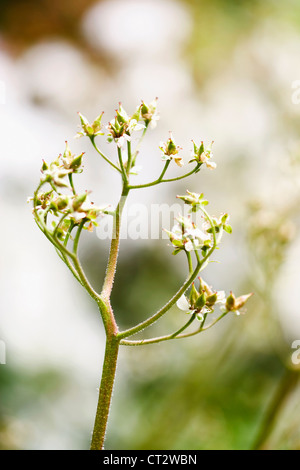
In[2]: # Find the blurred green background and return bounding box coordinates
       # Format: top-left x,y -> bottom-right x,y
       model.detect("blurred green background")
1,0 -> 300,450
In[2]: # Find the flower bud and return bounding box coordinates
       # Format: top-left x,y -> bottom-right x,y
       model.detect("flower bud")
195,291 -> 206,310
189,283 -> 199,307
234,293 -> 253,310
54,195 -> 69,211
70,152 -> 84,170
41,160 -> 49,171
206,292 -> 218,307
72,192 -> 88,211
225,291 -> 236,311
140,98 -> 159,128
116,103 -> 129,125
77,112 -> 104,137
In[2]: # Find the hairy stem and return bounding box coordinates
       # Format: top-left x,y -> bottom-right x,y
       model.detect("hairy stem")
90,335 -> 120,450
101,185 -> 129,299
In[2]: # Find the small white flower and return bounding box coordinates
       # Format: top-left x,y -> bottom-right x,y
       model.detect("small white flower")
184,240 -> 194,252
116,134 -> 131,148
149,113 -> 160,129
176,294 -> 191,312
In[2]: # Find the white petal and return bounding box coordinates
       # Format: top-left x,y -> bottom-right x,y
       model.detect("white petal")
184,240 -> 194,251
216,291 -> 226,302
72,212 -> 86,222
130,165 -> 142,175
176,294 -> 190,311
117,136 -> 124,148
134,123 -> 145,131
206,161 -> 217,170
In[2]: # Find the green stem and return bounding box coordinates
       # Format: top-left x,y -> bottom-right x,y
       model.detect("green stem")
68,173 -> 76,195
132,124 -> 148,166
170,312 -> 197,338
186,251 -> 193,275
118,205 -> 217,340
126,141 -> 133,177
90,335 -> 120,450
117,147 -> 128,184
90,137 -> 122,173
120,310 -> 228,346
73,220 -> 85,255
118,262 -> 202,340
101,185 -> 129,299
128,162 -> 200,190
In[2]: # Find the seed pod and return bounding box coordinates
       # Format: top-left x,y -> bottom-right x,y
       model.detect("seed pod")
206,292 -> 218,307
189,283 -> 199,308
195,291 -> 206,310
225,292 -> 236,311
72,192 -> 88,211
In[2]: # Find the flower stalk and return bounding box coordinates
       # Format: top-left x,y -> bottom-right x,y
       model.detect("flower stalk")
29,99 -> 253,450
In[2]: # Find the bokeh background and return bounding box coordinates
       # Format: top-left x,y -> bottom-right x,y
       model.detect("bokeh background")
1,0 -> 300,450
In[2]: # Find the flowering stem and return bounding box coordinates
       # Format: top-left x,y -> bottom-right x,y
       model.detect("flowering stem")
90,137 -> 122,173
170,312 -> 197,338
117,260 -> 202,341
73,220 -> 85,255
126,141 -> 133,177
117,147 -> 128,184
118,206 -> 218,342
90,334 -> 120,450
186,251 -> 193,275
120,309 -> 229,346
128,162 -> 200,190
68,173 -> 76,195
101,185 -> 129,299
91,179 -> 130,449
132,124 -> 148,165
161,163 -> 201,183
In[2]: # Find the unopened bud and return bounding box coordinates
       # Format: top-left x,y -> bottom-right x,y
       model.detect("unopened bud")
72,192 -> 88,211
206,292 -> 218,307
225,291 -> 236,311
189,283 -> 199,307
70,153 -> 84,170
195,291 -> 206,310
235,293 -> 253,310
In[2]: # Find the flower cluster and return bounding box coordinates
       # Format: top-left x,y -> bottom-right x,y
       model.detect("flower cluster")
140,98 -> 159,129
106,103 -> 145,148
35,190 -> 102,237
77,99 -> 160,150
189,141 -> 216,169
77,112 -> 104,138
159,132 -> 183,167
32,143 -> 104,236
177,191 -> 209,212
177,277 -> 253,320
177,190 -> 232,234
41,141 -> 84,188
164,215 -> 212,255
177,277 -> 226,320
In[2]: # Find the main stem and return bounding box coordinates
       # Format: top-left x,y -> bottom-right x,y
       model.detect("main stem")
90,334 -> 120,450
91,169 -> 130,449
